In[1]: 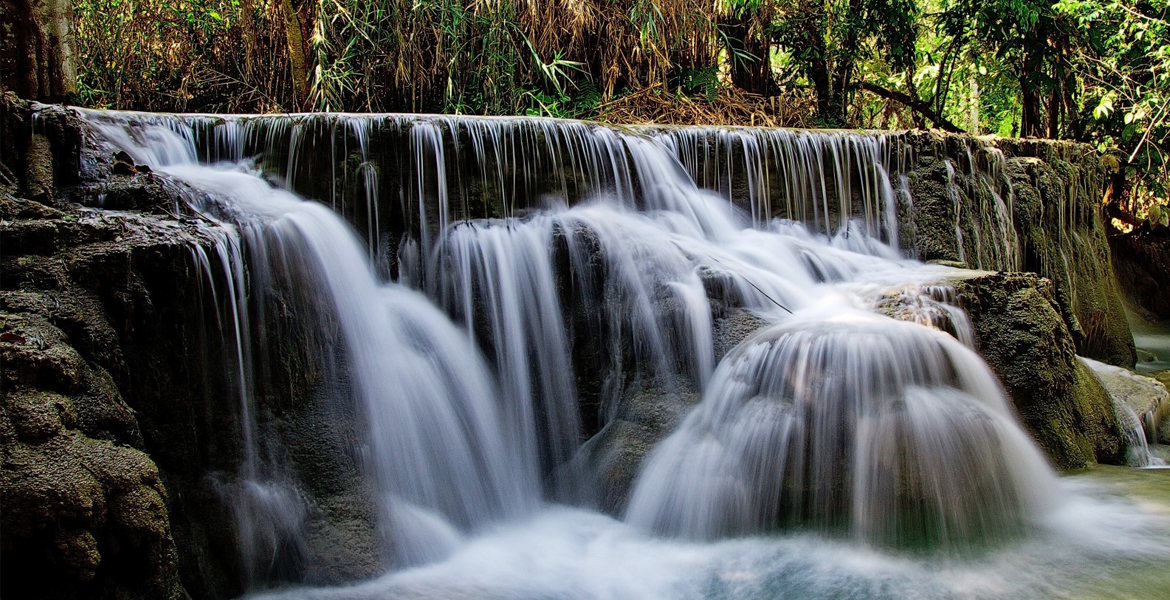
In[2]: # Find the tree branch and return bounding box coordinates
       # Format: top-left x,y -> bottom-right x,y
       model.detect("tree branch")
856,82 -> 965,133
1106,201 -> 1143,229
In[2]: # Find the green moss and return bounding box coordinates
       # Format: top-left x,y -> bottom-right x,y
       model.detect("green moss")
952,272 -> 1126,469
901,132 -> 1135,368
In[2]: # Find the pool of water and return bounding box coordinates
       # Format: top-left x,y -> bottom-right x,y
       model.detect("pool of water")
247,467 -> 1170,600
1129,313 -> 1170,375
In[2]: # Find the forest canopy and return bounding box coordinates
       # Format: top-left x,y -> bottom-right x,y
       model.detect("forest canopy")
56,0 -> 1170,218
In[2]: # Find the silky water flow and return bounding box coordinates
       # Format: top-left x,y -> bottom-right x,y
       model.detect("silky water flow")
79,109 -> 1170,600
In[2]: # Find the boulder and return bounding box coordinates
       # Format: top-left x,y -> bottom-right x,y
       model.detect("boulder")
1,290 -> 185,600
573,308 -> 769,516
1084,359 -> 1170,446
571,379 -> 700,515
950,272 -> 1126,469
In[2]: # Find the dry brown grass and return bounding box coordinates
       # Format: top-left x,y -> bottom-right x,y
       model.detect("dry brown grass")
593,83 -> 817,128
75,0 -> 797,122
75,0 -> 292,112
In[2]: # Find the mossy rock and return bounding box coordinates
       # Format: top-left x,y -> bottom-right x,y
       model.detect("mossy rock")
951,272 -> 1126,469
900,132 -> 1135,368
572,381 -> 700,516
0,193 -> 211,600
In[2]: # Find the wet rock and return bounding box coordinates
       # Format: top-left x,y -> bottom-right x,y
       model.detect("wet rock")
951,272 -> 1126,469
1,218 -> 65,255
0,314 -> 89,394
112,160 -> 137,176
1,193 -> 210,599
302,492 -> 385,585
5,389 -> 77,442
1085,360 -> 1170,446
712,308 -> 769,363
1007,156 -> 1134,367
78,176 -> 179,213
1,432 -> 184,599
25,133 -> 56,199
573,379 -> 700,515
1110,225 -> 1170,322
902,155 -> 963,264
903,132 -> 1135,368
0,95 -> 84,206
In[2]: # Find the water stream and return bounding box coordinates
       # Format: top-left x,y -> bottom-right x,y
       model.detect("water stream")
78,109 -> 1170,599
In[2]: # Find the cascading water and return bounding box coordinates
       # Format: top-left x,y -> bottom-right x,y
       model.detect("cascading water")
86,111 -> 541,570
625,311 -> 1056,547
76,108 -> 1170,599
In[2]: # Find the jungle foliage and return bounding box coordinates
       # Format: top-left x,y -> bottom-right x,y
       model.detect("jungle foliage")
69,0 -> 1170,217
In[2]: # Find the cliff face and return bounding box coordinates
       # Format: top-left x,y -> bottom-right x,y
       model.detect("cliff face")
901,132 -> 1135,367
1,96 -> 222,599
0,95 -> 314,600
947,272 -> 1124,470
1,196 -> 200,600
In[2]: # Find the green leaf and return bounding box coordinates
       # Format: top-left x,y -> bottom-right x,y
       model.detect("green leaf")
1093,96 -> 1114,120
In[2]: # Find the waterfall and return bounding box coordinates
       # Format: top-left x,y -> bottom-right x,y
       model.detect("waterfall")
624,312 -> 1056,547
73,109 -> 1167,599
85,113 -> 541,572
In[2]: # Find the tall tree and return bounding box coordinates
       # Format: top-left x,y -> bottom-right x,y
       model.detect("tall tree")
0,0 -> 76,101
941,0 -> 1079,138
721,1 -> 779,95
1058,0 -> 1170,215
771,0 -> 919,125
281,0 -> 311,110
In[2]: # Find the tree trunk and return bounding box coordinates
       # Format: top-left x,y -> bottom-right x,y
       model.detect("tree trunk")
1020,87 -> 1042,137
906,70 -> 925,129
810,58 -> 835,122
857,82 -> 964,132
0,0 -> 76,102
807,26 -> 840,125
281,0 -> 311,110
969,75 -> 980,133
1047,86 -> 1060,139
724,16 -> 775,96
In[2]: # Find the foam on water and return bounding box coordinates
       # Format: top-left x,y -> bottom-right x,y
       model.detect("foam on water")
73,107 -> 1170,599
246,477 -> 1170,600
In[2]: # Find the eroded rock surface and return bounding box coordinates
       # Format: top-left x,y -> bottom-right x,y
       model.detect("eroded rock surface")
903,132 -> 1134,368
950,272 -> 1125,469
0,194 -> 207,600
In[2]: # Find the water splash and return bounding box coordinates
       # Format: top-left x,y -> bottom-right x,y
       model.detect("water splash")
625,310 -> 1056,549
84,115 -> 540,576
72,108 -> 1166,599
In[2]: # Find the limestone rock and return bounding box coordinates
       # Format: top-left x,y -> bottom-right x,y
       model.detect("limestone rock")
1083,359 -> 1169,422
950,272 -> 1126,469
0,166 -> 203,597
573,380 -> 700,515
903,132 -> 1135,368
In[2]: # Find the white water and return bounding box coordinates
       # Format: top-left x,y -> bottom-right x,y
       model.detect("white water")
625,312 -> 1057,547
247,484 -> 1170,600
76,109 -> 1170,599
